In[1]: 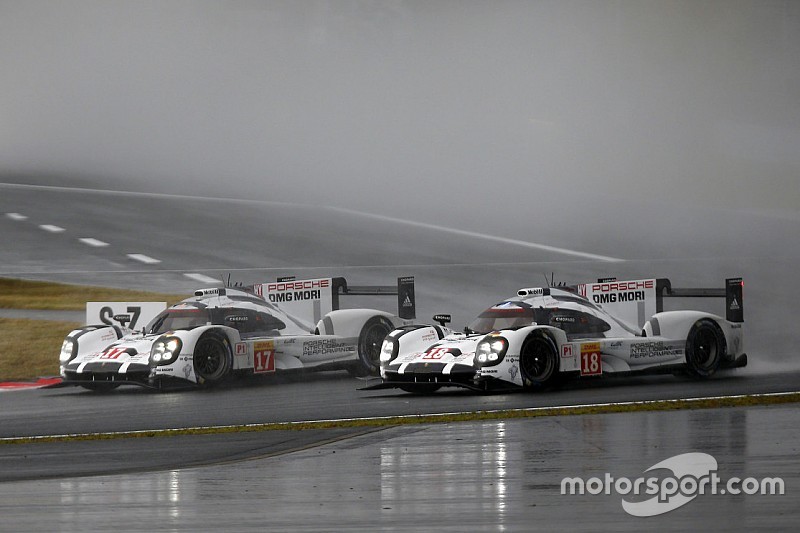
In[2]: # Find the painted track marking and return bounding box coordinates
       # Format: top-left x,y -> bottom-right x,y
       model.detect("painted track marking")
79,238 -> 109,247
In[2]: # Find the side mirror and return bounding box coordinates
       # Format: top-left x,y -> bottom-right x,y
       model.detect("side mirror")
432,314 -> 451,327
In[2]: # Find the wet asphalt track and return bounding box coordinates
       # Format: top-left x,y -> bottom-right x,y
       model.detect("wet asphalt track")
1,181 -> 799,530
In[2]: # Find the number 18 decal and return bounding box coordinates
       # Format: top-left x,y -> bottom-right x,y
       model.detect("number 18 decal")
580,342 -> 602,376
422,347 -> 450,360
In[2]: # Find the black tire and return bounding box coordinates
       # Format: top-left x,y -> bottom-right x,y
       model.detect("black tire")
193,333 -> 232,386
519,333 -> 559,390
352,317 -> 393,376
80,382 -> 120,392
399,384 -> 442,394
685,319 -> 725,378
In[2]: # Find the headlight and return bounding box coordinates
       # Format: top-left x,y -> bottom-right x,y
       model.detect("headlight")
474,336 -> 509,367
59,339 -> 76,364
379,338 -> 397,363
150,336 -> 183,366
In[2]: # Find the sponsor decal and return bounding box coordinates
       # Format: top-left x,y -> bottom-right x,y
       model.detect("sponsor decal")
630,341 -> 683,359
235,342 -> 248,356
592,290 -> 646,304
302,339 -> 353,356
98,347 -> 127,360
266,279 -> 330,292
421,332 -> 437,342
508,365 -> 518,380
561,344 -> 574,359
580,342 -> 602,376
253,340 -> 275,373
268,289 -> 322,303
183,364 -> 192,379
609,340 -> 624,348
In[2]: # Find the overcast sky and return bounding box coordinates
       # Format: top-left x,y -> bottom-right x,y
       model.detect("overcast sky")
1,0 -> 798,231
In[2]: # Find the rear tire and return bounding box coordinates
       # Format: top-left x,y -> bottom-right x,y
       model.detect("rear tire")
520,333 -> 559,390
685,319 -> 725,378
193,333 -> 232,386
352,317 -> 393,376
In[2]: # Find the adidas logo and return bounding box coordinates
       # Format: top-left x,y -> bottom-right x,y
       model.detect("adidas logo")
403,295 -> 413,307
730,297 -> 740,310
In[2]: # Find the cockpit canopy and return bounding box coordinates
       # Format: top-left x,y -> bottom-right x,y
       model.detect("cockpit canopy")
147,306 -> 287,337
466,290 -> 635,339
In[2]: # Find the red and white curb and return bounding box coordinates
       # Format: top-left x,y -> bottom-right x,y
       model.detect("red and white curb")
0,377 -> 62,391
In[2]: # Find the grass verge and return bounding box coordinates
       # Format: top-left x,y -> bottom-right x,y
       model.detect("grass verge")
0,318 -> 81,380
0,278 -> 185,380
0,277 -> 184,310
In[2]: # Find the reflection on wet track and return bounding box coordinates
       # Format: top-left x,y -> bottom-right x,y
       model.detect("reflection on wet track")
1,406 -> 797,531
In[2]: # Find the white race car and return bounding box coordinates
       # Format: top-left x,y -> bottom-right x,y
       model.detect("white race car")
59,276 -> 417,391
366,277 -> 746,393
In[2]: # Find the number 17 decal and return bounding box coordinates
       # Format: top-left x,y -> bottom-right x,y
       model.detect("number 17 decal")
253,341 -> 275,374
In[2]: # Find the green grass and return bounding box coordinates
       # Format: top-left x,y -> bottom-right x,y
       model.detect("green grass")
0,278 -> 184,310
0,278 -> 185,380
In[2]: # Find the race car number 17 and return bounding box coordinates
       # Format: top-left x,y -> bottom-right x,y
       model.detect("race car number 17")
580,343 -> 602,376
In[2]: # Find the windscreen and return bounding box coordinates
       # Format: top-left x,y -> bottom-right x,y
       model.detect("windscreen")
148,308 -> 210,334
467,306 -> 536,334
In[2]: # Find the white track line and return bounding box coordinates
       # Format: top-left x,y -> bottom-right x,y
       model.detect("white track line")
5,212 -> 28,221
330,207 -> 623,263
127,253 -> 161,264
184,273 -> 221,284
0,183 -> 623,263
39,224 -> 65,233
79,238 -> 109,247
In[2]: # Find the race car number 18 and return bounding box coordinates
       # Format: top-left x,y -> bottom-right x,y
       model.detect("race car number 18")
580,343 -> 602,376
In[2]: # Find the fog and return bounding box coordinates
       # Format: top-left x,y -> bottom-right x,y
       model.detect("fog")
1,0 -> 798,237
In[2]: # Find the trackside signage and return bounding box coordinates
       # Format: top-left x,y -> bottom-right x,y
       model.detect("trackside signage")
256,278 -> 334,325
86,302 -> 166,330
578,278 -> 657,329
561,452 -> 785,517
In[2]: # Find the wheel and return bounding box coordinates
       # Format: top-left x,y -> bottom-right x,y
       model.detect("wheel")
193,333 -> 232,386
399,384 -> 442,394
519,333 -> 559,389
685,319 -> 725,378
80,382 -> 120,392
352,317 -> 393,376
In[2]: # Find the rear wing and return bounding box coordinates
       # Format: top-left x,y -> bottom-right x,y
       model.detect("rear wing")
577,277 -> 743,328
330,276 -> 416,320
656,277 -> 743,323
254,276 -> 415,325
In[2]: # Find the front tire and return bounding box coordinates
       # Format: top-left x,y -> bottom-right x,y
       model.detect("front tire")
685,319 -> 725,378
352,317 -> 393,376
520,333 -> 559,390
193,333 -> 232,386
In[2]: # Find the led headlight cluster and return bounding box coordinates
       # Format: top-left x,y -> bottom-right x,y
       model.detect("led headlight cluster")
150,336 -> 183,366
474,336 -> 509,367
59,339 -> 76,364
379,338 -> 398,363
